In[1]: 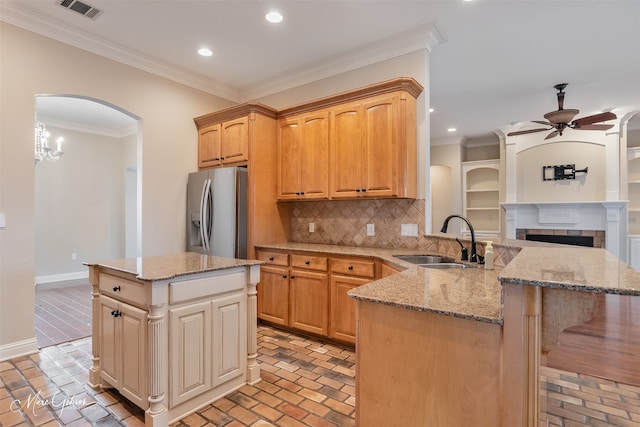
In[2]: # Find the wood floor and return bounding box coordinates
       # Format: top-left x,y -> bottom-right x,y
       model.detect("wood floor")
545,293 -> 640,387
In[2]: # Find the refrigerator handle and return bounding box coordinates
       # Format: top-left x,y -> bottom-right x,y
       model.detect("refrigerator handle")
199,178 -> 211,251
204,178 -> 213,251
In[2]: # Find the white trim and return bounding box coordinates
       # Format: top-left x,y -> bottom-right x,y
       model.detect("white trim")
35,271 -> 88,285
0,338 -> 39,362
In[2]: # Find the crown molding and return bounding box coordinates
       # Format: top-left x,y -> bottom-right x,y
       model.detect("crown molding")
38,115 -> 138,138
239,22 -> 444,102
0,2 -> 241,102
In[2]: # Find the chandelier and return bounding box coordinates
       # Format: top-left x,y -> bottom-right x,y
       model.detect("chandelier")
35,122 -> 64,164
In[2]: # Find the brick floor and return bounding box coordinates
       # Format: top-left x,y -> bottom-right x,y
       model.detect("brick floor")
1,325 -> 639,426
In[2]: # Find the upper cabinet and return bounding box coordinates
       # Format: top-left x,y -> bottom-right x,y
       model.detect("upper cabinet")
196,116 -> 249,169
277,77 -> 423,201
278,111 -> 330,200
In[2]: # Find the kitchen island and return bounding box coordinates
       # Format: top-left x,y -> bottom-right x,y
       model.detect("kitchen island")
85,252 -> 262,427
349,245 -> 640,427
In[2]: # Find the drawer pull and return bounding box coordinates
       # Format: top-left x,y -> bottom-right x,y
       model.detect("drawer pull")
113,286 -> 121,292
348,265 -> 353,270
111,309 -> 122,318
269,256 -> 274,261
305,260 -> 310,265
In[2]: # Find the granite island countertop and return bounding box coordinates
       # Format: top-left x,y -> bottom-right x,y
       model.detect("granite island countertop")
84,251 -> 263,281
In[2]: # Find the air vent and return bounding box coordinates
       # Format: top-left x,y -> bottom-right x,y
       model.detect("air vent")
58,0 -> 103,20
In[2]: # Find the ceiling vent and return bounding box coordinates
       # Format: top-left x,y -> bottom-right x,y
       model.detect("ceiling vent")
58,0 -> 103,20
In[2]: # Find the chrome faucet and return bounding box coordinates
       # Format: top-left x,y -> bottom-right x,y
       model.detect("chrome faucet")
440,215 -> 481,263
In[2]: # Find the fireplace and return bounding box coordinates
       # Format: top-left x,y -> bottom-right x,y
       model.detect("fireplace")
502,201 -> 626,256
516,228 -> 605,248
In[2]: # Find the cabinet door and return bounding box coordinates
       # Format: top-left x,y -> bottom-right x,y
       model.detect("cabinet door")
212,293 -> 247,387
221,116 -> 249,164
299,112 -> 329,199
169,301 -> 212,407
290,269 -> 329,336
198,124 -> 222,169
278,117 -> 302,200
99,295 -> 120,389
330,105 -> 364,198
258,265 -> 290,325
329,275 -> 368,344
362,96 -> 397,197
119,302 -> 148,409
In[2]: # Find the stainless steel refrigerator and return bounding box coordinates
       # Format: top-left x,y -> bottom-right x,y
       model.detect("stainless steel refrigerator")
187,166 -> 247,258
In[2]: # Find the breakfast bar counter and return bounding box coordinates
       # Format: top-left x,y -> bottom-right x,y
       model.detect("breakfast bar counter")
85,252 -> 262,427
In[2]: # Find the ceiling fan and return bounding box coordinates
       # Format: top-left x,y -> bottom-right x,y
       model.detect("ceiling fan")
507,83 -> 617,140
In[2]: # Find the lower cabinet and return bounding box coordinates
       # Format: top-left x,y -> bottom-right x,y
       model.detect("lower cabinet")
256,248 -> 378,344
99,295 -> 148,409
169,292 -> 246,407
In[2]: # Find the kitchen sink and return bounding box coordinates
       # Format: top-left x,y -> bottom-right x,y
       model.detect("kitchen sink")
419,263 -> 477,269
393,254 -> 456,264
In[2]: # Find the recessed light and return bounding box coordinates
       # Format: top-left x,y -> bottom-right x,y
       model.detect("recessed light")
265,11 -> 283,23
447,127 -> 457,132
198,47 -> 213,57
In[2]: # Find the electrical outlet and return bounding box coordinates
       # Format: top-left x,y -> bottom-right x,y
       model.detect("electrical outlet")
309,222 -> 315,233
366,223 -> 375,236
401,224 -> 419,237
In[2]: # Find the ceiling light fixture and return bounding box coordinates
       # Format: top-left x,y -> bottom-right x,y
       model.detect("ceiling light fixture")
448,127 -> 457,132
265,11 -> 283,23
35,122 -> 64,164
198,47 -> 213,57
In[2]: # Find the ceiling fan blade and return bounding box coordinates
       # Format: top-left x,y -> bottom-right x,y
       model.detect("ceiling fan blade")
544,130 -> 560,140
532,120 -> 554,126
573,112 -> 617,126
574,124 -> 614,131
507,128 -> 549,136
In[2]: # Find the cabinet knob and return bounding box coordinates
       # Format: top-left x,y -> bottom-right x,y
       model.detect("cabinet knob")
220,157 -> 225,160
113,286 -> 121,292
213,157 -> 220,161
355,188 -> 361,192
362,188 -> 367,192
291,275 -> 296,279
269,256 -> 274,261
348,265 -> 353,270
305,260 -> 310,265
282,274 -> 287,279
111,309 -> 121,318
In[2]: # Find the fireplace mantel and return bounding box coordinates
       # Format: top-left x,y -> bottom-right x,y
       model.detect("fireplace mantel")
501,201 -> 627,256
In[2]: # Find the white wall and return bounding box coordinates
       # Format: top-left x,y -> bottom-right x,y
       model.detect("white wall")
516,141 -> 606,202
0,22 -> 233,358
34,126 -> 134,281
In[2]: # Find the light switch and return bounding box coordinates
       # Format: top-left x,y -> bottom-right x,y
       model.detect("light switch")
309,222 -> 315,233
0,212 -> 5,228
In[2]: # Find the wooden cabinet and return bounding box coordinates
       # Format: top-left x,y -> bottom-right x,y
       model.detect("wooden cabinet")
276,77 -> 422,201
197,116 -> 249,169
278,112 -> 329,200
257,247 -> 377,344
462,159 -> 501,239
329,257 -> 375,343
98,294 -> 148,409
211,293 -> 246,387
330,92 -> 417,199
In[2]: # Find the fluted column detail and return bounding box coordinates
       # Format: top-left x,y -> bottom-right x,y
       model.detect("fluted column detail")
88,265 -> 101,388
246,265 -> 261,384
147,303 -> 166,415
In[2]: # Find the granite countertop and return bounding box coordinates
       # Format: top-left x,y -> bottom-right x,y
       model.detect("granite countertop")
85,252 -> 262,281
499,247 -> 640,296
256,241 -> 640,325
255,242 -> 503,324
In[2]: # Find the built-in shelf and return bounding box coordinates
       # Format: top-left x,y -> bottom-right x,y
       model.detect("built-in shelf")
462,160 -> 500,238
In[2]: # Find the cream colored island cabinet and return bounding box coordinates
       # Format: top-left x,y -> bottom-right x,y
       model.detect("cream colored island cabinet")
86,253 -> 262,427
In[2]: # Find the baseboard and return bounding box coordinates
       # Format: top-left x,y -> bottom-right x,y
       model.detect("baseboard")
0,338 -> 39,362
35,271 -> 89,289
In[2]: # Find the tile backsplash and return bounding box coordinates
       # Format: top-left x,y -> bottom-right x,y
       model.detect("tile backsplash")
289,198 -> 429,249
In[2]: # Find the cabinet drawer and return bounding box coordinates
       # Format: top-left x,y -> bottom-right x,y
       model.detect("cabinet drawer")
291,254 -> 328,271
99,273 -> 146,305
330,258 -> 375,278
256,250 -> 289,267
